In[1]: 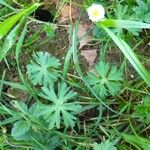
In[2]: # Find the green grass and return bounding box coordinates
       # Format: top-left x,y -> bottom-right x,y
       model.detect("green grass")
0,0 -> 150,149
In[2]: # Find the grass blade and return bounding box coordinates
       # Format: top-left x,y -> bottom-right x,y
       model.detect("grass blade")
0,3 -> 40,39
15,23 -> 27,60
101,25 -> 150,87
101,19 -> 150,29
0,0 -> 15,10
0,16 -> 27,61
72,24 -> 117,113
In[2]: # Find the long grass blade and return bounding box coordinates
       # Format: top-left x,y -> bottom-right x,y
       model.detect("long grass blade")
101,19 -> 150,29
0,3 -> 40,39
102,25 -> 150,87
0,0 -> 15,10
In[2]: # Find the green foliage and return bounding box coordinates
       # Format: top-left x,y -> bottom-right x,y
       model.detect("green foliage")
7,101 -> 61,149
32,133 -> 60,150
93,26 -> 108,40
0,3 -> 40,61
0,0 -> 150,149
101,25 -> 150,87
27,51 -> 61,86
39,82 -> 82,129
115,4 -> 133,20
114,4 -> 141,36
43,23 -> 56,39
133,0 -> 150,23
93,140 -> 117,150
123,134 -> 150,150
0,0 -> 14,10
0,18 -> 25,61
11,120 -> 31,140
134,96 -> 150,124
0,3 -> 40,40
86,61 -> 123,98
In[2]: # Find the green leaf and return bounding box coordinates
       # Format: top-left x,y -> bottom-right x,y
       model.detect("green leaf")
114,4 -> 141,36
134,96 -> 150,124
0,3 -> 40,61
0,80 -> 28,91
93,140 -> 117,150
0,106 -> 11,115
101,26 -> 150,87
0,3 -> 40,39
11,120 -> 31,139
39,82 -> 82,129
62,48 -> 72,79
101,19 -> 150,29
123,134 -> 150,150
0,116 -> 21,126
32,134 -> 60,150
27,51 -> 61,86
72,25 -> 117,113
0,17 -> 26,61
43,23 -> 56,38
115,4 -> 133,20
133,0 -> 150,23
13,101 -> 28,114
15,23 -> 27,60
0,0 -> 15,10
86,61 -> 123,98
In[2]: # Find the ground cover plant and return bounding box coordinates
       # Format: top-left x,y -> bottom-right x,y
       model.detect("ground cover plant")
0,0 -> 150,149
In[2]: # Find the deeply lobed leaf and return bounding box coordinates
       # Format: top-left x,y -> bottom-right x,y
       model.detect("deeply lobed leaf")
86,61 -> 123,98
27,51 -> 61,86
39,82 -> 82,129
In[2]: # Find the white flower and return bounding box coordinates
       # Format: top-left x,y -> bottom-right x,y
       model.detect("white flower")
87,4 -> 105,22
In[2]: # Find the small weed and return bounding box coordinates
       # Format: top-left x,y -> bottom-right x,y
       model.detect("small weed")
0,0 -> 150,149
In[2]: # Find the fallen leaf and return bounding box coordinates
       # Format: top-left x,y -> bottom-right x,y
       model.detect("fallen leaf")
59,5 -> 79,23
7,87 -> 28,101
81,49 -> 97,67
78,22 -> 93,49
58,4 -> 93,49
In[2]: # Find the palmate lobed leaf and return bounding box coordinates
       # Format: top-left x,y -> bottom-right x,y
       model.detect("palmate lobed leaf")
94,8 -> 150,87
43,23 -> 56,39
10,101 -> 48,141
114,4 -> 141,36
39,82 -> 82,129
100,25 -> 150,87
27,51 -> 61,86
86,61 -> 123,98
133,0 -> 150,23
134,96 -> 150,124
93,140 -> 117,150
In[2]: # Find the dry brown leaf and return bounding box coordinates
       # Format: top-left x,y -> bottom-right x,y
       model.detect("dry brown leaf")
78,23 -> 93,49
58,4 -> 93,48
59,5 -> 79,23
7,88 -> 28,101
81,49 -> 97,67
